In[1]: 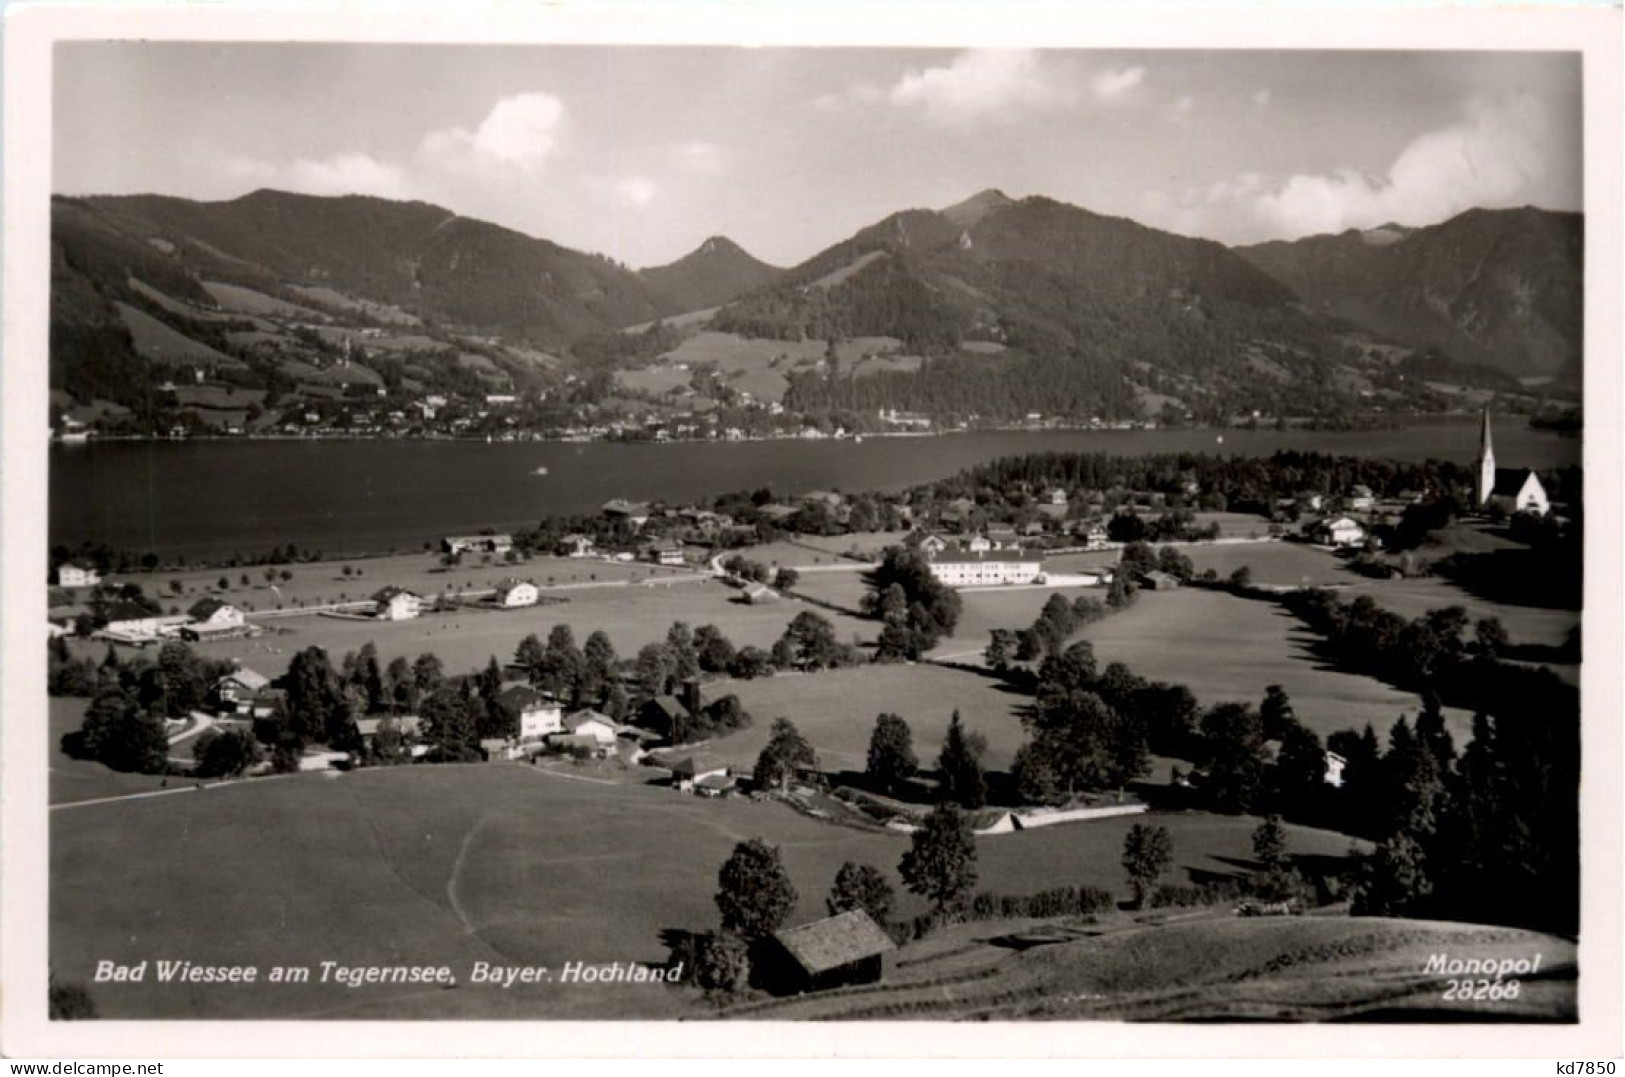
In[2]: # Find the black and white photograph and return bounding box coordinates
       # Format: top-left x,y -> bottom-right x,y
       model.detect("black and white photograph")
2,2 -> 1620,1059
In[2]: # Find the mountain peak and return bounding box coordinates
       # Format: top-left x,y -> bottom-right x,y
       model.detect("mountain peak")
941,188 -> 1016,228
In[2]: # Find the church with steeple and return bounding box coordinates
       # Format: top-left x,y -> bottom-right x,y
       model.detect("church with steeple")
1477,406 -> 1550,516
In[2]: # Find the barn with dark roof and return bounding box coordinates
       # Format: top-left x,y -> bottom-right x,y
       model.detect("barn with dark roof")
766,909 -> 895,994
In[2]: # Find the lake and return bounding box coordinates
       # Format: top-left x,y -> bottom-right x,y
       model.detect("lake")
50,419 -> 1580,561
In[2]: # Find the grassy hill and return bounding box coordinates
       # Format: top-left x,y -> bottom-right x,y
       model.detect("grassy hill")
51,761 -> 1360,1019
725,915 -> 1576,1022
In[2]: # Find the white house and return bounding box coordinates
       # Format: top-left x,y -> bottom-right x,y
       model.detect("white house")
559,533 -> 596,558
668,754 -> 731,793
181,597 -> 249,638
1346,485 -> 1376,512
552,710 -> 619,755
443,534 -> 514,556
1046,487 -> 1068,506
373,586 -> 423,621
653,542 -> 686,567
492,579 -> 539,608
500,685 -> 564,743
926,544 -> 1046,588
1324,751 -> 1348,789
100,602 -> 168,643
57,562 -> 100,588
1312,516 -> 1366,548
213,667 -> 271,714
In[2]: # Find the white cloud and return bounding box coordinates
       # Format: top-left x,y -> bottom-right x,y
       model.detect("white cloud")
618,177 -> 657,207
887,49 -> 1072,124
1142,93 -> 1555,243
1251,93 -> 1548,237
214,151 -> 409,199
420,92 -> 565,172
1091,66 -> 1146,102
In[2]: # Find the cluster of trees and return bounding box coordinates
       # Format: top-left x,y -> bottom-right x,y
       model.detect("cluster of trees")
1107,510 -> 1220,545
939,450 -> 1481,521
861,547 -> 964,660
58,641 -> 238,772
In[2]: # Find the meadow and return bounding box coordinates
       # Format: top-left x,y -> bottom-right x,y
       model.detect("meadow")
704,663 -> 1031,773
1077,589 -> 1474,743
50,761 -> 1358,1019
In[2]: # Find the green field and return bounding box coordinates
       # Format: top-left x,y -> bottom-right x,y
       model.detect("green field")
114,302 -> 246,370
201,281 -> 328,320
735,915 -> 1575,1022
706,663 -> 1031,773
50,762 -> 1358,1019
1078,589 -> 1474,743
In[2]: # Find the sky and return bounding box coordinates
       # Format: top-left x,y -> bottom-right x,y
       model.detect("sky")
54,45 -> 1582,268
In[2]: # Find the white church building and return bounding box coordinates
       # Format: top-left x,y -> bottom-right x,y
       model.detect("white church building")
1477,408 -> 1551,517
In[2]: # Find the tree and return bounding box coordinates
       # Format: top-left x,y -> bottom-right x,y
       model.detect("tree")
73,686 -> 168,773
1474,616 -> 1510,659
665,622 -> 701,684
827,861 -> 895,923
421,683 -> 481,761
1011,742 -> 1064,806
1353,832 -> 1432,917
1228,565 -> 1253,590
865,713 -> 917,794
714,839 -> 798,940
729,646 -> 774,680
193,728 -> 261,778
1121,823 -> 1174,908
936,710 -> 987,809
1259,684 -> 1295,740
541,624 -> 585,700
984,628 -> 1017,672
692,931 -> 751,996
1199,702 -> 1267,813
1251,814 -> 1290,873
515,633 -> 546,684
581,630 -> 618,702
1105,571 -> 1137,609
753,718 -> 816,792
634,642 -> 675,698
773,567 -> 800,591
695,624 -> 737,674
412,652 -> 445,698
777,610 -> 839,671
861,546 -> 962,647
899,803 -> 978,914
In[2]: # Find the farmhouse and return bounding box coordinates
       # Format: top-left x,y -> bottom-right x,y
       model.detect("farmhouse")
926,544 -> 1045,588
373,586 -> 423,621
766,910 -> 895,995
492,579 -> 540,608
181,597 -> 255,641
57,561 -> 101,588
648,542 -> 686,567
356,716 -> 429,758
741,582 -> 777,604
1261,740 -> 1348,787
499,685 -> 564,743
1138,570 -> 1181,591
637,695 -> 692,742
557,709 -> 619,751
1046,487 -> 1068,506
213,667 -> 271,715
602,499 -> 652,529
1310,516 -> 1366,549
443,534 -> 514,556
667,753 -> 731,793
909,531 -> 949,557
559,533 -> 596,558
1346,485 -> 1376,511
100,604 -> 187,644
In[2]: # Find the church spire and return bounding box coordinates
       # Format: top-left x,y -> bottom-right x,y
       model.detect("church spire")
1478,405 -> 1497,505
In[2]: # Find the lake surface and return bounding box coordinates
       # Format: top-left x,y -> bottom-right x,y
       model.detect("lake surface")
50,420 -> 1580,561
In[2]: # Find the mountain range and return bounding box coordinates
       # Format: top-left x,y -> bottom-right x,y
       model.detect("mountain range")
48,186 -> 1580,428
